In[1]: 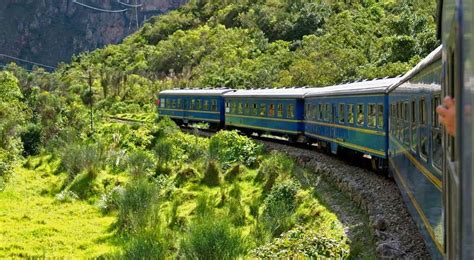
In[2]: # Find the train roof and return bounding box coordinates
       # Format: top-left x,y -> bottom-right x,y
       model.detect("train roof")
387,45 -> 442,93
223,87 -> 321,98
304,77 -> 402,98
159,88 -> 235,96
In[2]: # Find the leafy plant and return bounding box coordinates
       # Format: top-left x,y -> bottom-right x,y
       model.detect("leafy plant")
209,130 -> 262,168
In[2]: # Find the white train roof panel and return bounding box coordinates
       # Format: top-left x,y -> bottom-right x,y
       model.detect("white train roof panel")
223,87 -> 322,98
305,77 -> 402,98
159,88 -> 235,96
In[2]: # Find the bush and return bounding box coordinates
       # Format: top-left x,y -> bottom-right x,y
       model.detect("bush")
121,230 -> 167,259
126,150 -> 155,177
261,181 -> 300,237
224,164 -> 242,183
209,130 -> 261,168
21,123 -> 43,156
255,152 -> 295,192
97,186 -> 125,214
251,226 -> 349,258
179,217 -> 245,259
59,142 -> 106,182
175,167 -> 199,186
202,160 -> 220,187
116,178 -> 161,233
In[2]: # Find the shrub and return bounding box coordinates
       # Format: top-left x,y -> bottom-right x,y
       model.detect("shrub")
224,164 -> 242,182
126,150 -> 155,177
209,130 -> 261,168
202,160 -> 220,187
251,226 -> 349,258
66,170 -> 100,199
59,142 -> 106,182
228,198 -> 246,226
255,152 -> 295,192
179,217 -> 245,259
154,139 -> 174,167
21,123 -> 43,156
0,149 -> 14,178
116,178 -> 161,233
55,190 -> 79,203
121,230 -> 167,259
175,167 -> 199,186
262,181 -> 300,237
97,186 -> 125,214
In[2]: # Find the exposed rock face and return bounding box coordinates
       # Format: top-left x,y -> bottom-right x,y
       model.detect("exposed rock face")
0,0 -> 187,68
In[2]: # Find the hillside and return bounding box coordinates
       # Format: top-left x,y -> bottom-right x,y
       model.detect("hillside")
0,0 -> 187,67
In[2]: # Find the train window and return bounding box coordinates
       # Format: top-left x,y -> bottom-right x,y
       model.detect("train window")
347,104 -> 354,125
204,100 -> 209,111
177,99 -> 182,109
196,99 -> 202,110
287,104 -> 295,118
260,104 -> 266,117
411,100 -> 417,152
338,104 -> 345,124
368,104 -> 376,128
277,104 -> 283,117
252,103 -> 258,115
211,99 -> 217,112
172,99 -> 177,109
377,104 -> 384,129
312,104 -> 317,120
269,104 -> 275,117
318,104 -> 323,120
245,103 -> 250,114
218,100 -> 221,112
403,102 -> 409,146
160,98 -> 165,108
356,104 -> 364,126
238,103 -> 243,114
324,104 -> 330,122
432,95 -> 442,170
420,98 -> 426,125
420,98 -> 428,160
305,104 -> 310,120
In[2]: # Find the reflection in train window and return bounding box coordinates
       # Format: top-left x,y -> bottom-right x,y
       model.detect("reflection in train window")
260,104 -> 266,116
347,104 -> 354,125
411,100 -> 417,152
368,104 -> 376,128
287,104 -> 295,119
377,104 -> 384,129
269,104 -> 275,117
318,104 -> 323,120
305,104 -> 310,120
211,99 -> 217,111
432,95 -> 442,170
252,103 -> 258,115
277,104 -> 283,117
204,100 -> 209,110
357,104 -> 364,126
338,104 -> 345,124
245,103 -> 250,114
420,98 -> 428,159
196,99 -> 202,110
177,99 -> 182,109
238,103 -> 243,114
403,101 -> 409,145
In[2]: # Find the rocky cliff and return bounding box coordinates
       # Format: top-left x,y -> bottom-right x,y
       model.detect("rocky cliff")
0,0 -> 187,69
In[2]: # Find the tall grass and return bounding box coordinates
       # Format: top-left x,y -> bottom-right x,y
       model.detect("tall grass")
121,230 -> 167,259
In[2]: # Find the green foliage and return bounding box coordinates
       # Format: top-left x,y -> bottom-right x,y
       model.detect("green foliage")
251,226 -> 349,258
179,217 -> 245,259
209,130 -> 261,168
261,181 -> 300,237
126,150 -> 155,177
116,178 -> 161,234
59,142 -> 106,182
121,230 -> 167,260
202,160 -> 221,186
97,186 -> 125,214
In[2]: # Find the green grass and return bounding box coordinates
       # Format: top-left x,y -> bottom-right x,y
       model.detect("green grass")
0,159 -> 119,258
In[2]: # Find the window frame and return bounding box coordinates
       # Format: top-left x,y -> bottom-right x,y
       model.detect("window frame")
377,103 -> 384,129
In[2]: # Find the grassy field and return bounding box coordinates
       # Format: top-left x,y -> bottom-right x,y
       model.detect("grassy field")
0,157 -> 119,258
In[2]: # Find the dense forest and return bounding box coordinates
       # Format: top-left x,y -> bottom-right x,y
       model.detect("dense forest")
0,0 -> 438,257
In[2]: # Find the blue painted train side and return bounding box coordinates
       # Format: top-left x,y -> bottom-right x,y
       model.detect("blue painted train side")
387,47 -> 444,258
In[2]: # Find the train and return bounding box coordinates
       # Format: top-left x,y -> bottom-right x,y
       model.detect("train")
158,1 -> 474,258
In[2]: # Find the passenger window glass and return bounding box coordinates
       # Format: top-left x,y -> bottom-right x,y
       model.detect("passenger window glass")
238,103 -> 243,114
411,100 -> 417,151
260,104 -> 266,116
177,99 -> 181,109
432,96 -> 442,169
245,103 -> 250,114
420,98 -> 428,159
325,104 -> 331,122
211,99 -> 217,111
357,104 -> 364,126
377,104 -> 384,129
368,104 -> 376,128
224,101 -> 228,112
347,104 -> 354,124
252,103 -> 258,115
403,102 -> 409,145
204,100 -> 209,110
287,104 -> 294,118
305,104 -> 310,120
277,104 -> 283,117
318,104 -> 323,120
338,104 -> 345,124
160,98 -> 165,108
269,104 -> 275,117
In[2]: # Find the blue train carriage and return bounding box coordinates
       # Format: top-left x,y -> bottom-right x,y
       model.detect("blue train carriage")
387,46 -> 443,258
223,88 -> 318,141
304,78 -> 401,170
157,88 -> 235,127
